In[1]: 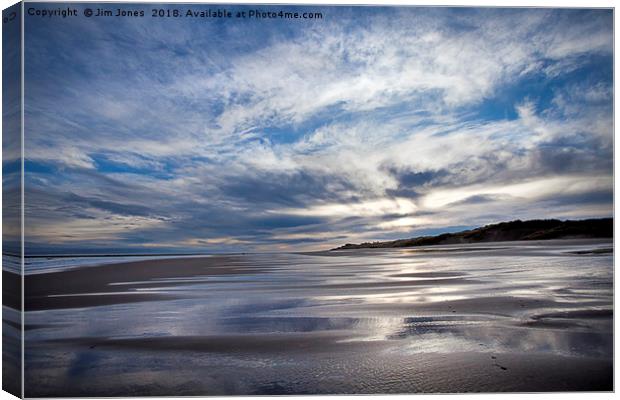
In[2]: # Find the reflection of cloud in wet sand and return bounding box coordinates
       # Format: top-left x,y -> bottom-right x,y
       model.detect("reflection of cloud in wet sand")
24,240 -> 612,395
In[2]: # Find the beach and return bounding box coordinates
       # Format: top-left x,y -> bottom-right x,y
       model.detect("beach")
10,239 -> 613,395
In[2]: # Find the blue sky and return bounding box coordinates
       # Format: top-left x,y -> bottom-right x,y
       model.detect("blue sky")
18,5 -> 613,254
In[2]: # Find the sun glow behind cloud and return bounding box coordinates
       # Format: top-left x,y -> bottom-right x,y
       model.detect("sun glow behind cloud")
18,5 -> 613,253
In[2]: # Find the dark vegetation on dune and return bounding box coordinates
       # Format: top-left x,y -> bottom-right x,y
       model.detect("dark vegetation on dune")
333,218 -> 613,250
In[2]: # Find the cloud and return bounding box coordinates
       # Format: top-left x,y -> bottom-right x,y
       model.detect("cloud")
21,6 -> 613,252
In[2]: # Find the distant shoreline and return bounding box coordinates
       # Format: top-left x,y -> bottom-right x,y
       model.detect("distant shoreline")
3,218 -> 612,258
332,218 -> 613,251
8,252 -> 211,259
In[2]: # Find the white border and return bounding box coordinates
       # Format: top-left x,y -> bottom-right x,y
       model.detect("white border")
0,1 -> 616,400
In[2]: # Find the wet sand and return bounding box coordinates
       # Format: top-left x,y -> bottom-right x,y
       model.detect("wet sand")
17,239 -> 613,395
23,255 -> 265,310
25,341 -> 611,396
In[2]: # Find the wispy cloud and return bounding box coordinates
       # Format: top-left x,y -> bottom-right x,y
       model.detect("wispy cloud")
21,6 -> 613,253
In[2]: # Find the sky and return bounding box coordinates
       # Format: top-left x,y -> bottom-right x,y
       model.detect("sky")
15,4 -> 613,254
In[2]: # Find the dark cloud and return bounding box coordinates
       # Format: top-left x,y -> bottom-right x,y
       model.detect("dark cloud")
64,193 -> 155,218
389,168 -> 448,187
250,215 -> 325,229
383,167 -> 448,199
540,189 -> 613,208
531,144 -> 612,175
446,194 -> 514,207
219,170 -> 356,208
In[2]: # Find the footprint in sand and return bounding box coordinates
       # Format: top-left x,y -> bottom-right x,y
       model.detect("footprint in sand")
490,355 -> 507,370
